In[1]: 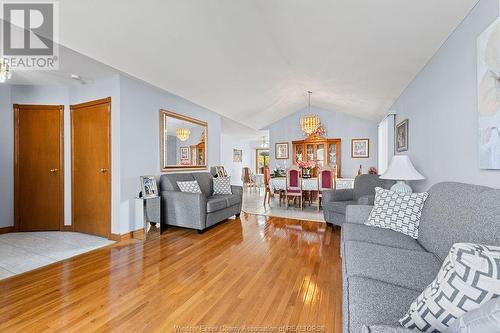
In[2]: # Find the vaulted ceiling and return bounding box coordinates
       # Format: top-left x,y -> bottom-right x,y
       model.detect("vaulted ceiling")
58,0 -> 477,129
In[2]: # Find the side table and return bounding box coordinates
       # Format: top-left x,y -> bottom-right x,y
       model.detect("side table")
134,196 -> 161,240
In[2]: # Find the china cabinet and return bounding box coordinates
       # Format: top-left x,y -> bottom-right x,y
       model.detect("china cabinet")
292,134 -> 341,177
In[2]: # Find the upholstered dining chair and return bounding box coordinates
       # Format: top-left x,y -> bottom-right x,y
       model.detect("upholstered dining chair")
317,166 -> 336,211
242,167 -> 256,189
285,165 -> 303,209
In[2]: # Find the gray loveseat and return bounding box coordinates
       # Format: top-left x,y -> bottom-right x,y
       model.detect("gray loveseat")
323,175 -> 394,226
160,172 -> 243,233
342,182 -> 500,333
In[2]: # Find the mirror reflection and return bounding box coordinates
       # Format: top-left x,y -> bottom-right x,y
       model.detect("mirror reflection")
160,110 -> 207,171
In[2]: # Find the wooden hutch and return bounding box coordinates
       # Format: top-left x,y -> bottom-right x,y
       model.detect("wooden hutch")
292,134 -> 341,177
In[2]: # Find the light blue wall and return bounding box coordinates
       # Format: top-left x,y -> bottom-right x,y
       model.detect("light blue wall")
119,75 -> 222,233
268,106 -> 379,178
389,0 -> 500,191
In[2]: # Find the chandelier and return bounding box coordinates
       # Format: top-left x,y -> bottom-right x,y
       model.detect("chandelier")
0,59 -> 12,83
176,128 -> 191,141
300,91 -> 320,135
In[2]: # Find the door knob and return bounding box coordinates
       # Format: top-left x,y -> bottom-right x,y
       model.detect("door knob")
100,168 -> 109,173
50,168 -> 58,173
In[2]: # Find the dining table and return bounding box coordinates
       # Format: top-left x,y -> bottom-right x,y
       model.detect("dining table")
269,177 -> 355,191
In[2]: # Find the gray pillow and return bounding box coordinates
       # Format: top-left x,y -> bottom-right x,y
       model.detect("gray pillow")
449,297 -> 500,333
177,180 -> 202,193
213,176 -> 232,195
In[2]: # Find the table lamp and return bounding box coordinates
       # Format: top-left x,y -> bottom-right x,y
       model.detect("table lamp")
380,155 -> 425,193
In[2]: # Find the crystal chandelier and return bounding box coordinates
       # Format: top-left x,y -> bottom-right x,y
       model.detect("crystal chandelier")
176,128 -> 191,141
0,59 -> 12,83
300,91 -> 320,135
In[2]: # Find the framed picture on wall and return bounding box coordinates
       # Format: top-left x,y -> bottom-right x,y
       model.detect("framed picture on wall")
140,176 -> 158,198
275,142 -> 289,159
179,147 -> 189,161
351,139 -> 370,158
396,119 -> 409,152
233,149 -> 242,162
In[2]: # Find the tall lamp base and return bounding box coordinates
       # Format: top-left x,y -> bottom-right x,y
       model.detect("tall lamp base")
390,181 -> 413,193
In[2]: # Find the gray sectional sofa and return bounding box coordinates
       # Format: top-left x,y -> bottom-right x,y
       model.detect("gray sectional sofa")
160,172 -> 243,233
342,182 -> 500,333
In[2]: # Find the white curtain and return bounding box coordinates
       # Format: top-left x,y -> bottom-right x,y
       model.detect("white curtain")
378,114 -> 395,174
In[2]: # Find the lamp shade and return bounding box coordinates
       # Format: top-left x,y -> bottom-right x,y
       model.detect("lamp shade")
380,155 -> 425,181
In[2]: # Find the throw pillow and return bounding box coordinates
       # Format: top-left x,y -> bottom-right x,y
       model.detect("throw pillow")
400,243 -> 500,332
213,176 -> 232,195
449,297 -> 500,333
177,180 -> 202,194
365,187 -> 429,239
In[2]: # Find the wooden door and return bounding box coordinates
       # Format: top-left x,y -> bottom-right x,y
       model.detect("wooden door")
71,98 -> 111,238
14,104 -> 64,231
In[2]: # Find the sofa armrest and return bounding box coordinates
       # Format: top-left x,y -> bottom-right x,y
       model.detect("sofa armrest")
231,185 -> 243,197
362,325 -> 417,333
345,205 -> 373,224
357,194 -> 375,205
161,190 -> 207,229
322,188 -> 354,203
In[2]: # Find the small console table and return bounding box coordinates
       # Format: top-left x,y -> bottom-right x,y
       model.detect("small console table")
134,196 -> 161,240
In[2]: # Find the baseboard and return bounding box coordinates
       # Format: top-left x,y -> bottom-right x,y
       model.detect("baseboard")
61,225 -> 74,232
0,226 -> 16,234
109,228 -> 145,241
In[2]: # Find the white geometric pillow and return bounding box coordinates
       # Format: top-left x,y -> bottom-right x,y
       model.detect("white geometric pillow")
400,243 -> 500,332
213,176 -> 232,195
366,187 -> 429,239
177,180 -> 202,193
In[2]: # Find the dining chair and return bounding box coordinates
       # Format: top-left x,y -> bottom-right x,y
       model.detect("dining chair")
242,167 -> 256,190
285,165 -> 303,209
263,166 -> 271,207
317,165 -> 336,211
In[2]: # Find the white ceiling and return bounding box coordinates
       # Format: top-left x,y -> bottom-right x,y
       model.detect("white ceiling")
53,0 -> 477,129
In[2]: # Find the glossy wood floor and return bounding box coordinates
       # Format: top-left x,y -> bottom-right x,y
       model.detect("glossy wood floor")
0,214 -> 342,333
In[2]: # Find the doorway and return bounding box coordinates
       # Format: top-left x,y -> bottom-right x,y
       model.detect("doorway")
71,97 -> 111,238
255,149 -> 270,174
14,104 -> 64,231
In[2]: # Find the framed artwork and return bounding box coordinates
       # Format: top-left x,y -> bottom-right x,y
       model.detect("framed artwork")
478,18 -> 500,169
275,142 -> 289,159
351,139 -> 370,158
233,149 -> 242,162
179,147 -> 189,161
140,176 -> 158,198
215,166 -> 228,177
396,119 -> 409,152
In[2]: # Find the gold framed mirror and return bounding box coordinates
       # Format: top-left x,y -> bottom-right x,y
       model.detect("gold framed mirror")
160,110 -> 208,171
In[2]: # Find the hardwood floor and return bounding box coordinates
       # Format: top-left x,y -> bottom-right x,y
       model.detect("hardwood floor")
0,214 -> 342,333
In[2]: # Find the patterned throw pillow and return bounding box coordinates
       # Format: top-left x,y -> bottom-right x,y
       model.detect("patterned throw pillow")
400,243 -> 500,332
177,180 -> 202,193
365,187 -> 429,239
213,176 -> 232,195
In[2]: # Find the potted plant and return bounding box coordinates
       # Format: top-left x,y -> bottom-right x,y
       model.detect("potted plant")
297,160 -> 316,178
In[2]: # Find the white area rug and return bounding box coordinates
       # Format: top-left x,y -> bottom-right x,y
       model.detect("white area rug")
0,232 -> 114,280
242,188 -> 325,222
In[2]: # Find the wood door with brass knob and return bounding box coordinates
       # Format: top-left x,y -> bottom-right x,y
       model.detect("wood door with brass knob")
71,98 -> 111,238
14,104 -> 64,231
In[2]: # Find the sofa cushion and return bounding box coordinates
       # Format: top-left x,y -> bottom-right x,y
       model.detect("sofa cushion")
206,197 -> 227,213
160,173 -> 195,191
346,276 -> 420,333
418,182 -> 500,261
209,194 -> 241,207
324,200 -> 357,215
344,241 -> 442,291
177,180 -> 202,193
192,172 -> 214,197
213,176 -> 232,195
342,223 -> 425,252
